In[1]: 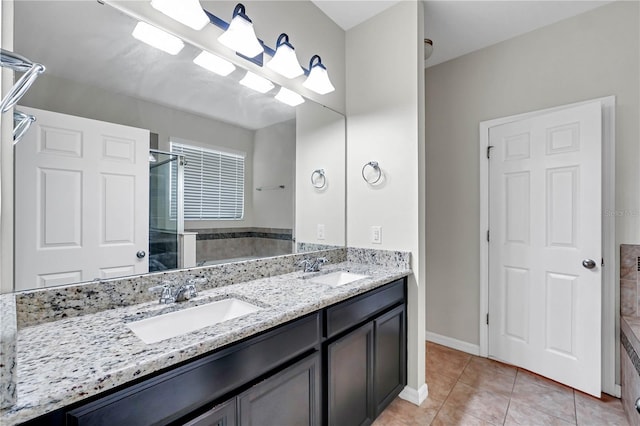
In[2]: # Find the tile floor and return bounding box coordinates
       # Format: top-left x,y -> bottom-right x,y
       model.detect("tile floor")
374,342 -> 629,426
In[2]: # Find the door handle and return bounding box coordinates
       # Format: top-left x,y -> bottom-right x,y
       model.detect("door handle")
582,259 -> 596,269
136,250 -> 146,259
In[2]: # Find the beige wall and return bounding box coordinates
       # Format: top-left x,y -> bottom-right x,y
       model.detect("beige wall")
425,1 -> 639,350
346,1 -> 426,397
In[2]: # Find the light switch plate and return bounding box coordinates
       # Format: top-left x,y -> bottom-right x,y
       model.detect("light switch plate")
317,224 -> 325,240
371,226 -> 382,244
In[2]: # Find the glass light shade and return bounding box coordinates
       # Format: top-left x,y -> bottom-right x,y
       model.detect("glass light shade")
303,63 -> 335,95
275,87 -> 305,107
218,14 -> 263,58
150,0 -> 209,31
193,51 -> 235,76
132,21 -> 184,55
240,71 -> 274,93
266,37 -> 303,79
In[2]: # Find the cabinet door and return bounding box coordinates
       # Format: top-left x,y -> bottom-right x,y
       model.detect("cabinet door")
327,322 -> 374,426
237,353 -> 320,426
182,399 -> 236,426
373,305 -> 406,416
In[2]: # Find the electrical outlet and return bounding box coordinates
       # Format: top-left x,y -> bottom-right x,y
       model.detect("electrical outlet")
371,226 -> 382,244
317,224 -> 326,240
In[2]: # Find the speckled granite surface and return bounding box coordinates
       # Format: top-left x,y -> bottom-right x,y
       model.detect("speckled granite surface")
0,259 -> 410,425
16,248 -> 346,328
0,294 -> 17,409
347,247 -> 411,269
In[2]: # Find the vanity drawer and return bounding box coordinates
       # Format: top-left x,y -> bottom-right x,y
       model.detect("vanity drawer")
66,312 -> 320,426
325,278 -> 405,339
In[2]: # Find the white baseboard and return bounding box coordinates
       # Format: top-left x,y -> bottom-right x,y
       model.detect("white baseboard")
426,331 -> 480,356
607,384 -> 621,398
398,383 -> 428,406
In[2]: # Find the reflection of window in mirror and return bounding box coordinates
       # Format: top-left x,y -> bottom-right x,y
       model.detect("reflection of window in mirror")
170,141 -> 246,221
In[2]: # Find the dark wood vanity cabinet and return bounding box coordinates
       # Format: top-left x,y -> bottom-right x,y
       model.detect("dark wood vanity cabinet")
327,322 -> 375,426
237,353 -> 320,426
21,277 -> 406,426
326,280 -> 406,426
184,353 -> 320,426
182,399 -> 236,426
373,305 -> 406,415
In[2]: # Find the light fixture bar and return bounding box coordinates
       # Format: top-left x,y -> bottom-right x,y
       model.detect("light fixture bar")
240,71 -> 275,93
150,0 -> 209,31
193,51 -> 236,76
275,87 -> 305,107
132,21 -> 184,55
201,4 -> 335,95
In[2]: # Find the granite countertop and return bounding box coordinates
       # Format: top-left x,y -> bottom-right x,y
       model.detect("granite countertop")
1,261 -> 411,425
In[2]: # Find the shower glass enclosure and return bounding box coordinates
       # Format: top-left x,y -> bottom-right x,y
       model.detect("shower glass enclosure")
149,149 -> 184,272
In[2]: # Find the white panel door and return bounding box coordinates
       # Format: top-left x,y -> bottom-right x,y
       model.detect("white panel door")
15,106 -> 150,290
488,101 -> 602,396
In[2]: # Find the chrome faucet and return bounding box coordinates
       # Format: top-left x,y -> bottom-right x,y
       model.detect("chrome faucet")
149,279 -> 199,304
297,257 -> 329,273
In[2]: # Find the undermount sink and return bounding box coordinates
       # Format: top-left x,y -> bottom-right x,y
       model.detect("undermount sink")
127,298 -> 261,344
310,271 -> 369,287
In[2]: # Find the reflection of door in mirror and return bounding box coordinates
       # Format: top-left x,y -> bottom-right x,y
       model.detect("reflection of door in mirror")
14,106 -> 150,290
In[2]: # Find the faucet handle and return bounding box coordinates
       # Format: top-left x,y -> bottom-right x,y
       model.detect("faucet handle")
316,257 -> 328,264
149,283 -> 174,304
184,281 -> 198,298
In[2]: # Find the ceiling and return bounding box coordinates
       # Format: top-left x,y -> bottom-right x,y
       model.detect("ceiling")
311,0 -> 612,67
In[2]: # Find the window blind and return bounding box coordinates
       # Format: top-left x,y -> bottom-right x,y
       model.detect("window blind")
171,142 -> 245,220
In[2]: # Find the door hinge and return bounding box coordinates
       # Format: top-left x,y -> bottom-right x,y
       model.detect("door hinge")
487,145 -> 494,159
486,230 -> 490,242
486,313 -> 489,325
602,258 -> 605,267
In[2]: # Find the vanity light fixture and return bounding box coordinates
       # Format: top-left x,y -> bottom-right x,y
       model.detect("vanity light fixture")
240,71 -> 274,93
303,55 -> 335,95
217,3 -> 263,58
266,33 -> 303,79
275,87 -> 305,107
150,0 -> 209,31
132,21 -> 184,55
193,51 -> 236,76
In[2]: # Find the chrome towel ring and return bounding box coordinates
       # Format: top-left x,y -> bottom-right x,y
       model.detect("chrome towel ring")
362,161 -> 382,184
13,110 -> 36,145
311,168 -> 326,189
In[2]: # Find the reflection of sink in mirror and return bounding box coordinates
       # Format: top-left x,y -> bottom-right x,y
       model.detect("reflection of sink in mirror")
310,272 -> 369,287
127,298 -> 261,344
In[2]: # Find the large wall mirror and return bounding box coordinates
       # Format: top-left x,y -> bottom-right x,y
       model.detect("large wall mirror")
10,1 -> 345,291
